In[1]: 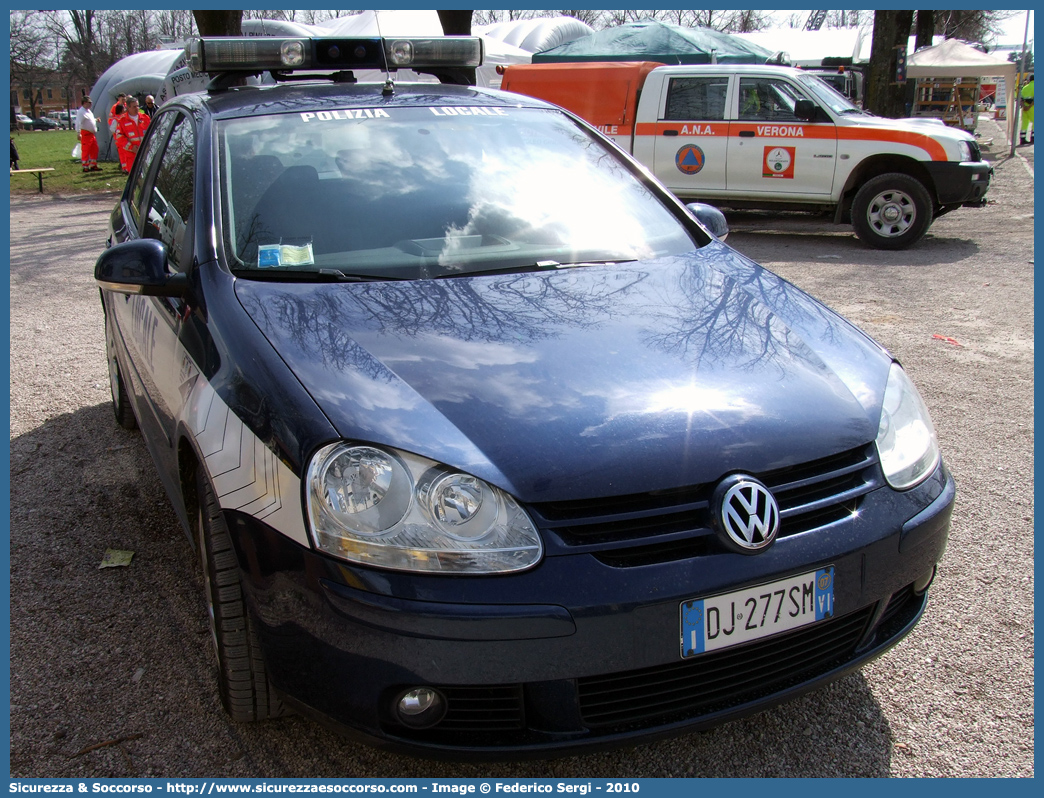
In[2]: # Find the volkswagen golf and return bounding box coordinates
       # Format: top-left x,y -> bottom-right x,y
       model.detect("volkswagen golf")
94,35 -> 954,758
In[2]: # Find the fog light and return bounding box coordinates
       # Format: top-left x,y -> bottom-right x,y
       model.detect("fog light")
395,687 -> 446,728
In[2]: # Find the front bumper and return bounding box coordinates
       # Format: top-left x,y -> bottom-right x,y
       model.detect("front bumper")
925,160 -> 993,206
225,464 -> 954,759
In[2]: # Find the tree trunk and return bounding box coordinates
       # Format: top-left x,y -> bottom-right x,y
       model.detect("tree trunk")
865,10 -> 914,118
436,10 -> 473,35
915,11 -> 935,50
434,11 -> 476,86
192,10 -> 242,37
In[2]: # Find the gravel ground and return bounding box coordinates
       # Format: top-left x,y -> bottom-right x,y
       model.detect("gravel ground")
9,116 -> 1033,778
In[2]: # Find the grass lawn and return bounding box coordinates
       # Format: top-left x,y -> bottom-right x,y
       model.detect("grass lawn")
10,128 -> 125,195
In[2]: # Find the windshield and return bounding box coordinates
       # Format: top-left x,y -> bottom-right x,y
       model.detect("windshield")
796,72 -> 862,115
217,105 -> 698,280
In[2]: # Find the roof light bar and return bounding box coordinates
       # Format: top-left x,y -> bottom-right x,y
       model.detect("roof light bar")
385,38 -> 483,69
185,36 -> 482,74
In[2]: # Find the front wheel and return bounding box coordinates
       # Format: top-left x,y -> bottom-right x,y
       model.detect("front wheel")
851,173 -> 933,250
105,317 -> 137,430
197,470 -> 286,722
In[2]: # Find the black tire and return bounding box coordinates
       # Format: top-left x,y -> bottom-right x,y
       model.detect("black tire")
851,173 -> 933,250
197,470 -> 286,722
105,317 -> 137,430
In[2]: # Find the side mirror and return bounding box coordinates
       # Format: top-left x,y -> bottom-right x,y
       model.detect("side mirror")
95,238 -> 188,298
686,202 -> 729,241
795,98 -> 818,122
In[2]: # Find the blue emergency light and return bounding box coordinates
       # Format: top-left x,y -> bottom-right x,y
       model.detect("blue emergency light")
185,36 -> 483,74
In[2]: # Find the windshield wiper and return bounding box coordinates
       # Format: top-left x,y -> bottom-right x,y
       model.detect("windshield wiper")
235,268 -> 391,282
434,259 -> 637,280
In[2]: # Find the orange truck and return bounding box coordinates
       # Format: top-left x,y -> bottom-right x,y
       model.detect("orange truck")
501,61 -> 992,249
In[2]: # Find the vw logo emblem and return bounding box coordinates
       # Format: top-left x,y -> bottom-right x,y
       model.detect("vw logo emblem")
712,475 -> 780,554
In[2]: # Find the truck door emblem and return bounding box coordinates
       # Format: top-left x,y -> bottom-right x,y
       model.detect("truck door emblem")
763,146 -> 795,179
676,144 -> 706,175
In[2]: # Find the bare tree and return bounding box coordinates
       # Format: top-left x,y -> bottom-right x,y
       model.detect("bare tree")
933,10 -> 1019,46
555,10 -> 604,28
155,10 -> 197,42
37,11 -> 101,89
602,10 -> 654,27
10,11 -> 56,117
598,10 -> 769,33
825,10 -> 867,29
298,10 -> 351,26
865,10 -> 914,118
472,11 -> 535,27
728,11 -> 771,33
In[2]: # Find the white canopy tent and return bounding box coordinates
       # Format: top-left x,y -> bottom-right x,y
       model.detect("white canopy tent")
907,38 -> 1018,144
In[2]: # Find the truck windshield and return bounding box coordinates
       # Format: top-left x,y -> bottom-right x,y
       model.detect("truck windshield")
217,106 -> 698,280
796,73 -> 862,116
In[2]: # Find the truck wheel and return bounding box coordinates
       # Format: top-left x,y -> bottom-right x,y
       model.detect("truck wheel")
197,470 -> 286,722
106,318 -> 137,430
851,173 -> 933,250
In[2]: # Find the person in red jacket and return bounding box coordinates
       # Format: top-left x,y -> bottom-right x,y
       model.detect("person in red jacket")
113,97 -> 150,174
108,93 -> 126,126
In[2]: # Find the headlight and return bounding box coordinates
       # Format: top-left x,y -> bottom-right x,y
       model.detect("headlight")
875,363 -> 941,489
307,443 -> 543,574
957,140 -> 972,162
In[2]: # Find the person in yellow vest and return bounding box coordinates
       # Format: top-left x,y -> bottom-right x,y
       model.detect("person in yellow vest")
1020,74 -> 1034,145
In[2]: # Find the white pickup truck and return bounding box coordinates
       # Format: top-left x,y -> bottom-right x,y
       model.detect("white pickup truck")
501,62 -> 992,249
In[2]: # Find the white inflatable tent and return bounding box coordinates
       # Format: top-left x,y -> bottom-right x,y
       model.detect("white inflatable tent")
476,16 -> 595,54
88,47 -> 187,161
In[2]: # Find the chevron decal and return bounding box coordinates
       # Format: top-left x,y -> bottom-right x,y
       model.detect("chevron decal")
185,376 -> 309,546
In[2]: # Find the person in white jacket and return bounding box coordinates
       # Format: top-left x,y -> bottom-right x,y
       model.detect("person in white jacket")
74,95 -> 100,172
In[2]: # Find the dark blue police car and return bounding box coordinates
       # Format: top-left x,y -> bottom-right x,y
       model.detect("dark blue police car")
95,35 -> 953,758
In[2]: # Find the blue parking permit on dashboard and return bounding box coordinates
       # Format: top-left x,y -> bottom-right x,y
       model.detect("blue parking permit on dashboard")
258,245 -> 281,268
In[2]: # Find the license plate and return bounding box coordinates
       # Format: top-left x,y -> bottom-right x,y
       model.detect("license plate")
680,567 -> 835,658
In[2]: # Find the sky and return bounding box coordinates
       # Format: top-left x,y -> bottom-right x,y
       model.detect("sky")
998,10 -> 1034,45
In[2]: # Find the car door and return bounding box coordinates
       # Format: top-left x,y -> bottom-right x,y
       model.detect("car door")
649,73 -> 732,197
726,75 -> 837,198
108,110 -> 196,491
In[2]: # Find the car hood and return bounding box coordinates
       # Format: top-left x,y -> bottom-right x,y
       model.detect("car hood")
235,244 -> 891,502
842,112 -> 975,146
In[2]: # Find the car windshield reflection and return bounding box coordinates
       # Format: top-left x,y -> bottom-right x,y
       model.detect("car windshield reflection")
218,106 -> 698,280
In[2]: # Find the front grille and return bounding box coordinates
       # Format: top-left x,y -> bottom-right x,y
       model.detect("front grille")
528,444 -> 880,566
577,605 -> 875,728
436,685 -> 525,732
873,583 -> 924,644
382,584 -> 923,748
968,140 -> 982,161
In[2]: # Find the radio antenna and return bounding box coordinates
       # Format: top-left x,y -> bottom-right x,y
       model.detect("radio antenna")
373,11 -> 395,96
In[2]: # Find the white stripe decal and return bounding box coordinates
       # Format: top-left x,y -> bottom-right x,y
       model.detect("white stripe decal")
186,378 -> 309,546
